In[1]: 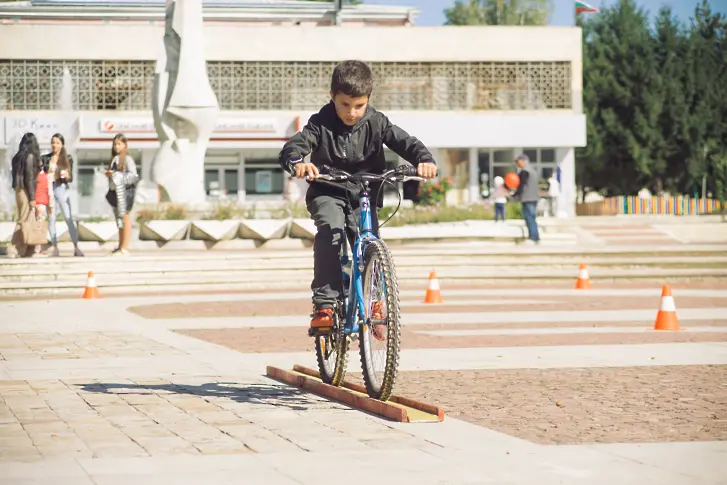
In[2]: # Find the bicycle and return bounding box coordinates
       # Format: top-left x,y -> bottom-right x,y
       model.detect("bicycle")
307,164 -> 425,401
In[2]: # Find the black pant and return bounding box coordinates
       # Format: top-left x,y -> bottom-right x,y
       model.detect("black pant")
307,193 -> 380,309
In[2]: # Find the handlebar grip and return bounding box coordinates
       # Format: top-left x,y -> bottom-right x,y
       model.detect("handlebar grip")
396,164 -> 418,176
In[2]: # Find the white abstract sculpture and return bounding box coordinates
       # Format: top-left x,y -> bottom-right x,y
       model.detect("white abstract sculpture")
151,0 -> 219,205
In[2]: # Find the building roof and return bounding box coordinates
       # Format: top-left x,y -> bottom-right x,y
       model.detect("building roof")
0,0 -> 419,23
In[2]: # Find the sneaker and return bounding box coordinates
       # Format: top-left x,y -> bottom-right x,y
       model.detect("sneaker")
73,247 -> 85,257
51,246 -> 60,257
310,308 -> 334,329
370,301 -> 387,341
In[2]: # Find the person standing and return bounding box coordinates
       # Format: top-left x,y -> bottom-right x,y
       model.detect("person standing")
547,173 -> 560,218
9,133 -> 40,258
513,154 -> 540,244
42,133 -> 84,257
491,175 -> 508,222
105,134 -> 138,256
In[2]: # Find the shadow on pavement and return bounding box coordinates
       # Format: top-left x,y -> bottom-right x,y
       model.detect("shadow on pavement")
75,381 -> 319,412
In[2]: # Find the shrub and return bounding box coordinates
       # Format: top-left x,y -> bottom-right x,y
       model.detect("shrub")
162,204 -> 188,220
417,177 -> 453,206
135,208 -> 160,225
203,202 -> 242,221
269,202 -> 309,219
382,204 -> 495,227
135,203 -> 188,224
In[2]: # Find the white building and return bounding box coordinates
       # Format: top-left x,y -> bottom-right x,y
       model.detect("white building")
0,0 -> 586,216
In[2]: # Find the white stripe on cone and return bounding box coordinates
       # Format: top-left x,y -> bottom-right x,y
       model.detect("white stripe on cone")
660,296 -> 676,312
428,278 -> 440,291
87,277 -> 97,288
579,269 -> 589,279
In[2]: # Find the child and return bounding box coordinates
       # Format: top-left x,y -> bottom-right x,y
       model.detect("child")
492,175 -> 508,222
279,60 -> 437,332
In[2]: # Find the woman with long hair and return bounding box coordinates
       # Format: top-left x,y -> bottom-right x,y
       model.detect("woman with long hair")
41,133 -> 83,257
105,134 -> 138,255
9,133 -> 41,257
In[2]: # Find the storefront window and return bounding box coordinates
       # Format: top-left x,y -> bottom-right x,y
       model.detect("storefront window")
205,169 -> 220,195
245,163 -> 284,196
493,149 -> 513,163
541,149 -> 555,163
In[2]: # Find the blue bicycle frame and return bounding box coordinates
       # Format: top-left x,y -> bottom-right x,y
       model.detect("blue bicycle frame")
342,190 -> 379,336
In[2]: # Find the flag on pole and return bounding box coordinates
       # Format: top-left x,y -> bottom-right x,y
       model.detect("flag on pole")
576,1 -> 599,14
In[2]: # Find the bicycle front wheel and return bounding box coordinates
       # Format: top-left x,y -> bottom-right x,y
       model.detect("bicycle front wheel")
359,239 -> 401,401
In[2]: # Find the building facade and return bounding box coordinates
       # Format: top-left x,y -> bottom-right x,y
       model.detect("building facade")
0,0 -> 586,217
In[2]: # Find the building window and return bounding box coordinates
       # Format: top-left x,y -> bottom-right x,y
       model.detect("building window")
523,148 -> 558,189
245,160 -> 284,196
0,60 -> 572,111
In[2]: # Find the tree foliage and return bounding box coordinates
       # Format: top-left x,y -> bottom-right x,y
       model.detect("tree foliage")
577,0 -> 727,201
444,0 -> 552,26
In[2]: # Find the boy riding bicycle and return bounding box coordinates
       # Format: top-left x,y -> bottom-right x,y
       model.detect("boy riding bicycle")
278,60 -> 437,331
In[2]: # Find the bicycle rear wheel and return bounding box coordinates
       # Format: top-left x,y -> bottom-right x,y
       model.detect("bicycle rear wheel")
359,239 -> 401,401
314,303 -> 348,386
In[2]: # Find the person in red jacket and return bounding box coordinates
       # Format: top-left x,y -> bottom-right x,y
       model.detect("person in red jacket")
33,165 -> 50,256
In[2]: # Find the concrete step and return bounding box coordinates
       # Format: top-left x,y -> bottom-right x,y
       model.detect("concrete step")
2,253 -> 727,282
2,266 -> 725,297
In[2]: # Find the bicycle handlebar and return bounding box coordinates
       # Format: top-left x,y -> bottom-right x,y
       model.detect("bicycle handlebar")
311,164 -> 430,184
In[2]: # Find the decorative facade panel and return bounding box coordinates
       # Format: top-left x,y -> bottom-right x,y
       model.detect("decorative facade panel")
0,60 -> 572,111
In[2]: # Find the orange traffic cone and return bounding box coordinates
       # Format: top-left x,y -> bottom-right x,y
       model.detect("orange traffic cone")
424,270 -> 443,304
654,284 -> 680,330
575,263 -> 591,290
82,271 -> 99,299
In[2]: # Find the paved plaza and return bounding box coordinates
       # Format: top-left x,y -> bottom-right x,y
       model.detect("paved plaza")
0,232 -> 726,484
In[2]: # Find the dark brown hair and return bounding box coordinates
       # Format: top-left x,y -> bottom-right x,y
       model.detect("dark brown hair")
51,133 -> 70,174
110,133 -> 128,171
330,60 -> 373,98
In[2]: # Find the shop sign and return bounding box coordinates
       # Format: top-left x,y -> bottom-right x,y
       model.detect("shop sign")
98,118 -> 278,135
5,116 -> 68,146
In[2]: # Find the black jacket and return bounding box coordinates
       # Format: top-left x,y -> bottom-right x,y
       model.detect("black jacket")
41,153 -> 75,185
279,102 -> 434,204
11,153 -> 37,201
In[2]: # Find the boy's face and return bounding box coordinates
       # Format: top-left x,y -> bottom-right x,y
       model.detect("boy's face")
331,92 -> 369,126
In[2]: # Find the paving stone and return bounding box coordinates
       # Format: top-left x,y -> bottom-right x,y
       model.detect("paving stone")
217,424 -> 305,453
134,436 -> 201,456
0,446 -> 43,462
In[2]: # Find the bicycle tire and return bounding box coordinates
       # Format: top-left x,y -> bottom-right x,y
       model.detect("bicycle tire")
314,303 -> 349,386
359,239 -> 401,401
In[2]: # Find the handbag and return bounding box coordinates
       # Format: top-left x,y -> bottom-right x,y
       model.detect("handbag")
20,219 -> 48,246
105,184 -> 136,211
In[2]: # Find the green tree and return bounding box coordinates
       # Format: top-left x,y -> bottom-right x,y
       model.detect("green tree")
444,0 -> 552,26
652,7 -> 690,193
577,0 -> 662,195
682,0 -> 727,197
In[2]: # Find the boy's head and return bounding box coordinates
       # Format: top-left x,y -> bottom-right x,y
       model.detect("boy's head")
330,60 -> 373,126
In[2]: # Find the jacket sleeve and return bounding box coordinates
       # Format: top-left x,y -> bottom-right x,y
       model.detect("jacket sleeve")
278,114 -> 322,172
25,154 -> 37,202
513,170 -> 529,199
381,115 -> 435,166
